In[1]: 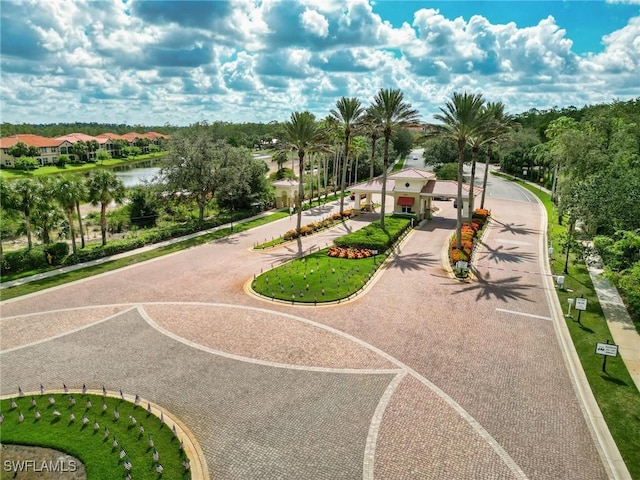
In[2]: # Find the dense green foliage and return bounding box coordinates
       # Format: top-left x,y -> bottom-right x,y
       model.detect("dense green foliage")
594,230 -> 640,323
519,182 -> 640,479
434,162 -> 459,180
391,127 -> 415,158
0,394 -> 190,479
333,216 -> 411,250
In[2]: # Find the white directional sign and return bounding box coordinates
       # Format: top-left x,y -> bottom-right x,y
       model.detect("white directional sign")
575,298 -> 588,311
595,343 -> 618,357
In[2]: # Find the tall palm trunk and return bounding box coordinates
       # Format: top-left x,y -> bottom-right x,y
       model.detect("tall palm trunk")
468,145 -> 479,223
66,208 -> 77,254
25,212 -> 33,250
324,155 -> 329,201
380,134 -> 391,229
480,145 -> 492,209
369,135 -> 378,179
297,150 -> 304,232
100,203 -> 108,246
456,138 -> 465,250
76,201 -> 85,248
339,134 -> 350,215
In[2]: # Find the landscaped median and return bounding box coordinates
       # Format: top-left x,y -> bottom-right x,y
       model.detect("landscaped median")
0,390 -> 196,479
250,216 -> 412,303
254,209 -> 356,249
448,208 -> 490,278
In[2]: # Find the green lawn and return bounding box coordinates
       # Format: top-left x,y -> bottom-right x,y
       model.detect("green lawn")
253,216 -> 410,303
0,394 -> 189,479
0,154 -> 165,180
252,248 -> 387,303
391,156 -> 406,172
515,179 -> 640,479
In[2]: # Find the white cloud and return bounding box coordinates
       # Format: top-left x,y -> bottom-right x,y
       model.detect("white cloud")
0,0 -> 638,126
300,9 -> 329,37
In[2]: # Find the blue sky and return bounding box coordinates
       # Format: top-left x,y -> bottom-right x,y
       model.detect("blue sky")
1,0 -> 638,127
374,1 -> 640,53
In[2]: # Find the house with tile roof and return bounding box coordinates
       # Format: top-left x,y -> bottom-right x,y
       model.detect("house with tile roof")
0,134 -> 73,167
0,131 -> 170,167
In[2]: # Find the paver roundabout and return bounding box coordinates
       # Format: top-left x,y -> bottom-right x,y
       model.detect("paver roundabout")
0,186 -> 623,479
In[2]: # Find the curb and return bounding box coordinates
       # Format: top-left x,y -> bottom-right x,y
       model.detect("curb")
534,190 -> 631,480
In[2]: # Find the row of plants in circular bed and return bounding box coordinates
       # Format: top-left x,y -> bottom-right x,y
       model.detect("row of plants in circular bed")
0,391 -> 191,479
252,216 -> 412,303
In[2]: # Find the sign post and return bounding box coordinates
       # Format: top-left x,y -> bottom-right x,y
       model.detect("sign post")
595,339 -> 618,373
574,296 -> 587,325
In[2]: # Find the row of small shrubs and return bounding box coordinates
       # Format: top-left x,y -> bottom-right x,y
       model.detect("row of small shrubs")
450,209 -> 490,264
1,210 -> 253,277
333,216 -> 412,252
327,246 -> 374,259
282,210 -> 354,241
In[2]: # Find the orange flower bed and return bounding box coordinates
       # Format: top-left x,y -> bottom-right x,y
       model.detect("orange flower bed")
327,246 -> 374,259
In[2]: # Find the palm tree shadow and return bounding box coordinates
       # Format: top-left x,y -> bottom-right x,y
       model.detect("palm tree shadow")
475,243 -> 537,264
304,205 -> 333,216
387,252 -> 437,272
453,270 -> 535,302
492,218 -> 538,236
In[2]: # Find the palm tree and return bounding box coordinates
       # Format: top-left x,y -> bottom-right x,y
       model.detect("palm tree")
350,136 -> 367,185
431,91 -> 486,249
11,178 -> 41,249
361,107 -> 382,180
87,170 -> 125,246
282,111 -> 325,233
331,97 -> 365,215
479,102 -> 518,209
370,88 -> 420,229
54,175 -> 87,254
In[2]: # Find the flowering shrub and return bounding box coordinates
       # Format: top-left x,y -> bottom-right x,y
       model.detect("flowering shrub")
284,229 -> 299,241
300,225 -> 314,236
449,210 -> 490,274
472,208 -> 490,222
451,248 -> 469,262
327,246 -> 374,259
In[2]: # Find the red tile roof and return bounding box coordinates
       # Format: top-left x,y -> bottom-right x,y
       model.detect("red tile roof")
0,134 -> 64,148
55,133 -> 99,143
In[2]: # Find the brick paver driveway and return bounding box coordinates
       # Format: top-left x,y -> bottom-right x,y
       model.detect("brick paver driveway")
1,192 -> 608,479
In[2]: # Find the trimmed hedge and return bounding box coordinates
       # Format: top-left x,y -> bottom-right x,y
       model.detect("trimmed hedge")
333,216 -> 411,251
1,242 -> 69,275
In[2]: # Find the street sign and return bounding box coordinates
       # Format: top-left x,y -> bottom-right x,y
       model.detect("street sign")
575,298 -> 587,311
595,343 -> 618,357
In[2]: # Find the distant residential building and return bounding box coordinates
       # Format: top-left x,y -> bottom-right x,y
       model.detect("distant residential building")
0,131 -> 170,167
0,134 -> 73,167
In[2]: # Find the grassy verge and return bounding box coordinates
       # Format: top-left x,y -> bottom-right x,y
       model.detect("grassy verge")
0,154 -> 166,180
391,156 -> 405,173
252,248 -> 386,303
0,212 -> 289,301
516,180 -> 640,479
0,394 -> 189,479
